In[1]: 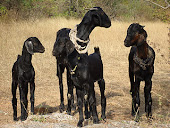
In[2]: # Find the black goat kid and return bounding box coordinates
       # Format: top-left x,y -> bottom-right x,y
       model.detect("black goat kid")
68,47 -> 104,127
52,6 -> 111,116
124,23 -> 155,120
12,37 -> 45,121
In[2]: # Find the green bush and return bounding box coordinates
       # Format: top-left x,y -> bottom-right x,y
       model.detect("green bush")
0,0 -> 169,22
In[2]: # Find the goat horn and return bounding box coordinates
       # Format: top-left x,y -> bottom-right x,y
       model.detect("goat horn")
84,8 -> 90,10
89,7 -> 98,11
84,7 -> 98,11
142,25 -> 145,28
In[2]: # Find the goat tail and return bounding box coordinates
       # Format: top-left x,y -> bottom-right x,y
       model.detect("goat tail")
94,47 -> 100,55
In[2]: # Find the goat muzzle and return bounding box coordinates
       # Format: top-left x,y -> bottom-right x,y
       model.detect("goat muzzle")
52,50 -> 56,56
124,40 -> 130,47
39,47 -> 45,53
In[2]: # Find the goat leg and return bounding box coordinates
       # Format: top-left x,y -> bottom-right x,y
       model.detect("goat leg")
76,88 -> 84,127
89,83 -> 99,124
66,70 -> 75,115
84,91 -> 91,119
132,78 -> 140,120
30,81 -> 35,114
19,82 -> 28,121
57,63 -> 65,112
98,79 -> 106,119
135,79 -> 140,122
144,79 -> 152,119
12,81 -> 18,121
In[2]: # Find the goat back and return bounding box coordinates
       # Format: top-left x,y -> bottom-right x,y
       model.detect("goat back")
88,52 -> 103,81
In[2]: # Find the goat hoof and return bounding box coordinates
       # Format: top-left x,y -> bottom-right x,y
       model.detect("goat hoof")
85,111 -> 91,119
134,114 -> 140,122
131,111 -> 135,117
134,116 -> 140,122
30,112 -> 34,115
13,116 -> 18,121
146,113 -> 152,119
21,116 -> 27,121
71,104 -> 76,111
59,104 -> 65,113
93,117 -> 99,124
101,115 -> 106,120
147,115 -> 153,123
77,121 -> 83,127
66,110 -> 71,115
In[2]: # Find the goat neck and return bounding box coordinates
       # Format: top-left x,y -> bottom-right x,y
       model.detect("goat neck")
137,41 -> 148,60
22,45 -> 32,66
68,49 -> 79,69
76,21 -> 96,41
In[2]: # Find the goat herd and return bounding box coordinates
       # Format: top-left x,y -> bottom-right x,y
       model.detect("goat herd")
11,7 -> 155,127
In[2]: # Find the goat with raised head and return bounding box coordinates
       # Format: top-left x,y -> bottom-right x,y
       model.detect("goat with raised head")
52,7 -> 111,118
12,37 -> 45,121
124,23 -> 155,120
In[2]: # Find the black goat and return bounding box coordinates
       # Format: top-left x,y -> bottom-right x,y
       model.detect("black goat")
12,37 -> 45,121
52,6 -> 111,117
53,32 -> 104,126
124,23 -> 155,120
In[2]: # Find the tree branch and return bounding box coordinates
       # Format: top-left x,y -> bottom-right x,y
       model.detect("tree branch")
145,0 -> 170,9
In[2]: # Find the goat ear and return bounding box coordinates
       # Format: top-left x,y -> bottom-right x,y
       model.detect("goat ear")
141,25 -> 145,29
25,41 -> 34,55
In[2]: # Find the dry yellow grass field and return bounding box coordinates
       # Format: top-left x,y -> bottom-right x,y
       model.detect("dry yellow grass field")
0,18 -> 169,127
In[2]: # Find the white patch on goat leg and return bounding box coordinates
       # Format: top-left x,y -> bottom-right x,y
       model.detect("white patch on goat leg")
67,94 -> 71,99
84,94 -> 88,101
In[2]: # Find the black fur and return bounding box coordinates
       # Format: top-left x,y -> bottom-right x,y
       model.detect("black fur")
52,6 -> 111,122
12,37 -> 45,121
124,23 -> 155,120
52,8 -> 111,125
53,35 -> 104,126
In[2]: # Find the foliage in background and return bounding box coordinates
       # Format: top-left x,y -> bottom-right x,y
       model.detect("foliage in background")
0,0 -> 169,22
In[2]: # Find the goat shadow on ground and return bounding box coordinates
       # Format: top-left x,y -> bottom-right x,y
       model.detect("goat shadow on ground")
33,89 -> 123,116
71,90 -> 123,116
122,70 -> 170,121
34,102 -> 61,115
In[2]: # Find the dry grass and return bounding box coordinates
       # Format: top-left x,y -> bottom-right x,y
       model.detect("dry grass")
0,18 -> 169,126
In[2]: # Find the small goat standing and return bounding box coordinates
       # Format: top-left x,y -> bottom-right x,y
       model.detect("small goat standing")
12,37 -> 45,121
124,23 -> 155,120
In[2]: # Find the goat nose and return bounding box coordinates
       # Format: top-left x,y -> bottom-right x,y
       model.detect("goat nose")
42,47 -> 45,52
42,47 -> 45,51
124,40 -> 130,47
52,50 -> 56,56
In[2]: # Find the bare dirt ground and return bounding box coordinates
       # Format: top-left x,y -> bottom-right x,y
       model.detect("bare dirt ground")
0,19 -> 169,127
